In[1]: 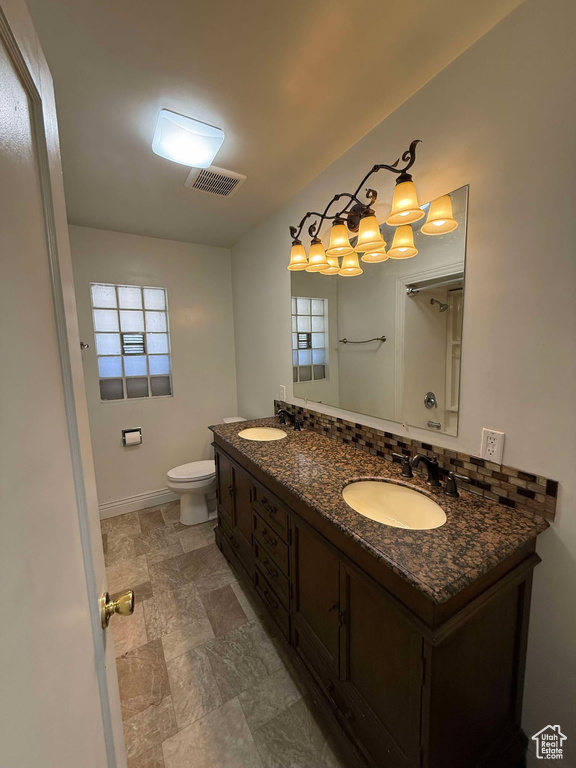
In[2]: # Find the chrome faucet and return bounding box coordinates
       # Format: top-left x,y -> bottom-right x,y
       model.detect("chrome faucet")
276,408 -> 302,431
410,454 -> 441,487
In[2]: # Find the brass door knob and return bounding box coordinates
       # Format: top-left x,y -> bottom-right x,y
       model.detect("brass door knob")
100,590 -> 134,628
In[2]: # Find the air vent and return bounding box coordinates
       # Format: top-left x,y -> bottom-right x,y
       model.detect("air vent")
184,165 -> 246,197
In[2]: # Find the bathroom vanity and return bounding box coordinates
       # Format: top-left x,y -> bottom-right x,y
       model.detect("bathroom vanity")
210,418 -> 548,768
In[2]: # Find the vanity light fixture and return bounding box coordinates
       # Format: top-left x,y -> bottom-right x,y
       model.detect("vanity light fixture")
287,239 -> 309,271
287,140 -> 459,275
388,225 -> 418,259
152,109 -> 225,168
306,237 -> 330,272
421,194 -> 458,235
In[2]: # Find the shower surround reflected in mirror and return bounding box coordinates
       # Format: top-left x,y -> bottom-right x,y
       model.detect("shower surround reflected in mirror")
290,185 -> 468,436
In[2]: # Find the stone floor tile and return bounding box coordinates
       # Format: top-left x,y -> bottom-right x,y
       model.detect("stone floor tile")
148,551 -> 202,594
201,584 -> 248,637
238,667 -> 302,733
162,698 -> 263,768
205,619 -> 283,701
231,579 -> 264,621
105,535 -> 137,567
139,508 -> 166,532
161,617 -> 215,662
160,502 -> 181,526
144,582 -> 207,640
192,544 -> 239,594
166,646 -> 222,729
177,525 -> 209,553
198,519 -> 217,544
111,601 -> 147,658
117,638 -> 171,719
133,527 -> 183,565
102,511 -> 141,538
107,555 -> 149,595
102,532 -> 108,555
123,697 -> 177,761
127,744 -> 165,768
252,697 -> 346,768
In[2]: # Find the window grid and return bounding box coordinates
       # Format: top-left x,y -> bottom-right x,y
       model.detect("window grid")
90,283 -> 173,401
291,297 -> 328,383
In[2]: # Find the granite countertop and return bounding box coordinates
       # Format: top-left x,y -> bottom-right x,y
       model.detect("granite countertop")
209,417 -> 548,604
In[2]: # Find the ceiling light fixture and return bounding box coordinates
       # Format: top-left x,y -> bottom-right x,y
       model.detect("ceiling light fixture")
287,141 -> 458,276
152,109 -> 225,168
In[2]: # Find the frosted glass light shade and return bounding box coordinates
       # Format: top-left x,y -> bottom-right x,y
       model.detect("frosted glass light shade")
287,241 -> 308,271
339,251 -> 363,276
361,249 -> 389,263
320,254 -> 341,275
356,214 -> 386,252
386,180 -> 425,226
152,109 -> 225,168
421,195 -> 458,235
306,239 -> 329,272
388,225 -> 418,259
326,220 -> 355,257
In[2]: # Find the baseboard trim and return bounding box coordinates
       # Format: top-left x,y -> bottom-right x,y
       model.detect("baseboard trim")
99,488 -> 178,519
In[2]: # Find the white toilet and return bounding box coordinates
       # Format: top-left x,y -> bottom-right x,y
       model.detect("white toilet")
166,416 -> 245,526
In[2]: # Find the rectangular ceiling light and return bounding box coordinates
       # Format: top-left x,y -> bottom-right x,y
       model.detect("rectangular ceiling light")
152,109 -> 225,168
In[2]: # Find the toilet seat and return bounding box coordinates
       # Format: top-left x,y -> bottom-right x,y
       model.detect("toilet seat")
167,459 -> 215,483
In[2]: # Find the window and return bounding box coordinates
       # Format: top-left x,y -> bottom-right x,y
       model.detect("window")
90,283 -> 172,401
291,297 -> 328,383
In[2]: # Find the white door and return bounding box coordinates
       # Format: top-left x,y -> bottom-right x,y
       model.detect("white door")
0,2 -> 125,766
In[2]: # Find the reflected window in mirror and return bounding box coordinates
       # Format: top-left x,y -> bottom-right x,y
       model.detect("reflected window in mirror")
291,297 -> 328,383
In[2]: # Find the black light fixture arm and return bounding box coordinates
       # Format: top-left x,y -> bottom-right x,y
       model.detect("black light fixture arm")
289,139 -> 421,241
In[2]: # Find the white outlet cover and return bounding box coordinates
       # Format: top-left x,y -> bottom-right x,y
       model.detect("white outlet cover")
279,384 -> 286,400
480,428 -> 505,464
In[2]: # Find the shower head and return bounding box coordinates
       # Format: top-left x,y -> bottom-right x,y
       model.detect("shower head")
430,298 -> 449,312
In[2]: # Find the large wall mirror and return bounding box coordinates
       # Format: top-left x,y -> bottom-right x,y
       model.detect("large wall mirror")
291,185 -> 468,435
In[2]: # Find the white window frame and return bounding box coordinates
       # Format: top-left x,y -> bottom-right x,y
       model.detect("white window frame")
90,282 -> 173,402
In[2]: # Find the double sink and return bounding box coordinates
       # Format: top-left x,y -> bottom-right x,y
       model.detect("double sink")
237,426 -> 446,531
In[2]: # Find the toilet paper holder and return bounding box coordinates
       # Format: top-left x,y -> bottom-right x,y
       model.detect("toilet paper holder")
122,428 -> 142,446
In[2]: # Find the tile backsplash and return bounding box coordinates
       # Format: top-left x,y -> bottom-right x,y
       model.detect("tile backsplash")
274,401 -> 557,521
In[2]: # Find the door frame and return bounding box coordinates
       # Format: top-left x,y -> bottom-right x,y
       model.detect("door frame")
0,6 -> 118,765
394,261 -> 464,423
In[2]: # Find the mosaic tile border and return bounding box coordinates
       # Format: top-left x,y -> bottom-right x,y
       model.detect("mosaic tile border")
274,401 -> 558,521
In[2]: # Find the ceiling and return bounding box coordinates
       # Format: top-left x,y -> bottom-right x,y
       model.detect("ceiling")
27,0 -> 523,248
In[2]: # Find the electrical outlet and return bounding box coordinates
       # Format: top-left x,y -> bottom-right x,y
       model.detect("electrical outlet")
279,384 -> 286,401
480,428 -> 505,464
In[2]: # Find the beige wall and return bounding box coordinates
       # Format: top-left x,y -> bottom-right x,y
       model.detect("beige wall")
231,0 -> 576,760
70,225 -> 237,514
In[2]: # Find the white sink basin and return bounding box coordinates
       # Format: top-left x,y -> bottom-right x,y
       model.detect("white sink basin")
238,427 -> 288,442
342,480 -> 446,530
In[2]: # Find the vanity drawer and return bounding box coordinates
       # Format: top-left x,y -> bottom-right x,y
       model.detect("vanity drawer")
252,485 -> 290,543
255,569 -> 290,639
253,512 -> 290,577
254,538 -> 290,608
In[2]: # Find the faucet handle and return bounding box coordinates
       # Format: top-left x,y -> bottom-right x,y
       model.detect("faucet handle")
392,453 -> 414,478
444,472 -> 470,498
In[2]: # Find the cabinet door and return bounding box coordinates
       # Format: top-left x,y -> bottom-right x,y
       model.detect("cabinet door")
291,519 -> 340,672
215,450 -> 234,527
232,464 -> 253,550
340,565 -> 423,767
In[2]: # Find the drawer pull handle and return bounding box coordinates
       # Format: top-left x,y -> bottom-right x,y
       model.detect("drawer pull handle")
228,485 -> 234,497
263,588 -> 278,611
263,533 -> 278,548
327,683 -> 355,722
229,534 -> 239,549
262,558 -> 278,579
262,498 -> 277,514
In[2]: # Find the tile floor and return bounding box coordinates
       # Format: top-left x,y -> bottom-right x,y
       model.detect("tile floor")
102,501 -> 347,768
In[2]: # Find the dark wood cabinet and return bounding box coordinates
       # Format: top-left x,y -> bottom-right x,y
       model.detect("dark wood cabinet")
213,441 -> 537,768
